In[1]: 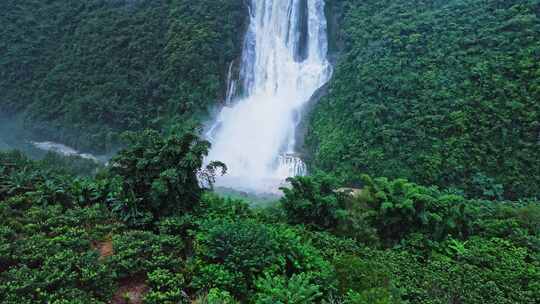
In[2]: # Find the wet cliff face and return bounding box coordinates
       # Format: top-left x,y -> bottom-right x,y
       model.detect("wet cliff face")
294,0 -> 309,62
324,0 -> 347,60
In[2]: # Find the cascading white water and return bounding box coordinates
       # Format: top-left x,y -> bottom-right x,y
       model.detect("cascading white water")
206,0 -> 332,193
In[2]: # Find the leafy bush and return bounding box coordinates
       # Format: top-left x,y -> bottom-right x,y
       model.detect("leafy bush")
195,288 -> 239,304
360,175 -> 473,244
0,250 -> 115,304
253,273 -> 322,304
190,263 -> 246,295
344,289 -> 400,304
333,254 -> 401,304
193,219 -> 336,299
197,192 -> 252,220
194,219 -> 281,291
109,230 -> 184,279
109,129 -> 225,226
280,173 -> 346,230
144,268 -> 188,304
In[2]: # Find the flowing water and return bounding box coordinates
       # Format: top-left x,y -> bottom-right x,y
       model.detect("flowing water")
30,141 -> 100,162
206,0 -> 332,193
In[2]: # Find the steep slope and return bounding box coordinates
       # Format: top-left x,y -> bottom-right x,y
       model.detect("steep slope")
308,0 -> 540,199
0,0 -> 246,152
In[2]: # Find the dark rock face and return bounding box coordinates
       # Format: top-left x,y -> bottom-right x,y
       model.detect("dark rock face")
294,0 -> 309,62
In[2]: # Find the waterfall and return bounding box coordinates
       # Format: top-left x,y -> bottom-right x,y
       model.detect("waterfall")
224,61 -> 237,106
206,0 -> 331,193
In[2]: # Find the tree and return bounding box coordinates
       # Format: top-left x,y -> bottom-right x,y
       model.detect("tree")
109,129 -> 225,225
360,175 -> 472,244
280,173 -> 345,230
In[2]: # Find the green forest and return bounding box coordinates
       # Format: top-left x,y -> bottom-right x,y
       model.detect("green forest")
0,0 -> 246,152
1,0 -> 539,303
309,0 -> 540,199
1,131 -> 538,303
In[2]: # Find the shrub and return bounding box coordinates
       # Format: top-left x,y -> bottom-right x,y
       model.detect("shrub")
109,230 -> 184,279
280,173 -> 346,230
253,273 -> 322,304
193,219 -> 336,299
195,288 -> 239,304
360,175 -> 473,244
109,129 -> 225,225
0,250 -> 115,304
344,289 -> 400,304
190,263 -> 246,296
195,220 -> 280,284
144,268 -> 188,304
197,192 -> 252,220
333,254 -> 401,303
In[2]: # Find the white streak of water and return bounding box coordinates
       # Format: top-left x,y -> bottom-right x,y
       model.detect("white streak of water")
224,61 -> 238,105
31,141 -> 99,162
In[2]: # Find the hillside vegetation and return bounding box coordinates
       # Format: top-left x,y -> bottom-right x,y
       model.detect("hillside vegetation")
1,0 -> 539,303
1,130 -> 538,303
0,0 -> 245,152
308,0 -> 540,199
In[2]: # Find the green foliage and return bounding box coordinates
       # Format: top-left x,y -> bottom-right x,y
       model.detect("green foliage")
1,150 -> 108,209
6,142 -> 535,304
110,230 -> 184,279
404,238 -> 538,303
344,289 -> 399,304
195,220 -> 280,278
280,173 -> 475,246
197,192 -> 252,221
192,219 -> 281,297
360,175 -> 474,244
144,268 -> 188,304
0,250 -> 115,304
280,173 -> 345,229
108,129 -> 225,226
39,152 -> 102,177
308,0 -> 540,199
192,218 -> 335,299
190,263 -> 246,296
1,144 -> 538,303
0,184 -> 118,303
333,255 -> 396,298
470,173 -> 505,201
0,0 -> 246,152
253,273 -> 322,304
195,288 -> 239,304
